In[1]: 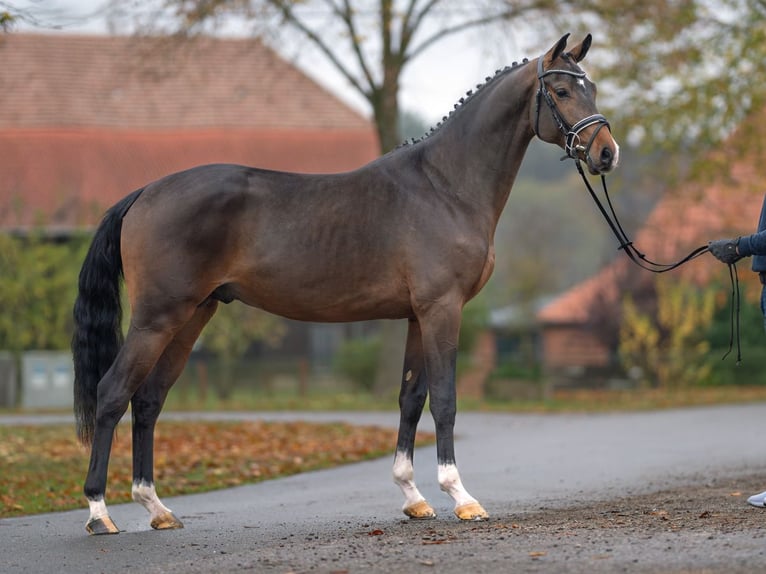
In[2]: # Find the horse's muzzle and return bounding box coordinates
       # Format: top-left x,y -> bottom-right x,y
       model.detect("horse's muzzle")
587,142 -> 619,175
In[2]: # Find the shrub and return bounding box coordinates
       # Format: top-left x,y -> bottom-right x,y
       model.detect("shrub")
333,336 -> 381,392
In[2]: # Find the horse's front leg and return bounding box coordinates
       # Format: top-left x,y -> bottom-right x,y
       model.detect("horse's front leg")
418,300 -> 488,521
393,318 -> 436,519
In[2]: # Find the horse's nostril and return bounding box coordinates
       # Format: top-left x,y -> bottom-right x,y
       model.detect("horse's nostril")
600,146 -> 613,165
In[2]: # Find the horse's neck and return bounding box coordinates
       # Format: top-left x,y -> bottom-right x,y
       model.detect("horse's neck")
418,67 -> 536,228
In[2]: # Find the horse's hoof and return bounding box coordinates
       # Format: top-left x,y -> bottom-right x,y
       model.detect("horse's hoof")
150,511 -> 184,530
454,502 -> 489,521
85,516 -> 120,535
403,500 -> 437,520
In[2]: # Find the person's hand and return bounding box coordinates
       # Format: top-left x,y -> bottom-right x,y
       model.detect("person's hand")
708,238 -> 742,264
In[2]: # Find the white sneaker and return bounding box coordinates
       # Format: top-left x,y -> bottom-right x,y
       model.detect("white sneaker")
747,490 -> 766,508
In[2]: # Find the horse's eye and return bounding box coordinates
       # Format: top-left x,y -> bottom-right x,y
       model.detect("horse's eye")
555,88 -> 569,98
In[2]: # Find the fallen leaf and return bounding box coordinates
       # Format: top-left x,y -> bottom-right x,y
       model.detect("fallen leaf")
1,422 -> 435,519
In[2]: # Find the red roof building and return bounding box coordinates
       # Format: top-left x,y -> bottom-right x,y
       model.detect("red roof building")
0,33 -> 379,230
536,138 -> 766,378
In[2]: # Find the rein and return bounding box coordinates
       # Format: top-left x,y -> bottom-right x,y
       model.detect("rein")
573,161 -> 709,273
573,161 -> 742,364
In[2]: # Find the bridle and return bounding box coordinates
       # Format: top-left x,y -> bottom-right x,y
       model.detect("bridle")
534,55 -> 611,164
534,55 -> 710,275
534,55 -> 741,363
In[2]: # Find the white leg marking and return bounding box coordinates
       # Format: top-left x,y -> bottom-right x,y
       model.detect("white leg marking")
392,450 -> 426,510
132,480 -> 173,520
438,463 -> 477,508
87,496 -> 110,522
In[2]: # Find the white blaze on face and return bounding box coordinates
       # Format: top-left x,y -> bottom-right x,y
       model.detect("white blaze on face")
392,450 -> 426,509
437,463 -> 478,508
577,78 -> 586,89
132,480 -> 173,519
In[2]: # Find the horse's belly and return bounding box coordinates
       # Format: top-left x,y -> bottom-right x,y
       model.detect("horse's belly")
226,273 -> 412,323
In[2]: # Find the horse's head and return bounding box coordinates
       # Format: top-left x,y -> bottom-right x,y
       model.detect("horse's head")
531,34 -> 619,175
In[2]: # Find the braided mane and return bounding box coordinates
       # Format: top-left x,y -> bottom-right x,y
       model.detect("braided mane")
398,57 -> 530,148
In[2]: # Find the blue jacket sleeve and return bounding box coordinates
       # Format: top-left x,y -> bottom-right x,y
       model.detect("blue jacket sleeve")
742,193 -> 766,272
739,231 -> 766,257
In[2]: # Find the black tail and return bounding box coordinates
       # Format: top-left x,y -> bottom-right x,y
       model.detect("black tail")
72,189 -> 143,446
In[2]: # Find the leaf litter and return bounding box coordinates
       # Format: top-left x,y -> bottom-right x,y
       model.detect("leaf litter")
0,420 -> 433,518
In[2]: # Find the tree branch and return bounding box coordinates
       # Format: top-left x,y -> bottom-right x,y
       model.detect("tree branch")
407,1 -> 552,60
407,9 -> 518,60
338,0 -> 377,94
400,0 -> 443,58
267,0 -> 371,97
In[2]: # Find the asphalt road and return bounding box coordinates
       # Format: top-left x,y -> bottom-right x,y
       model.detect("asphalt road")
2,405 -> 766,573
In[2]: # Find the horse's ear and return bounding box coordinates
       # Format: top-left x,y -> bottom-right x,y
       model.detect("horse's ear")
543,33 -> 570,68
568,34 -> 592,63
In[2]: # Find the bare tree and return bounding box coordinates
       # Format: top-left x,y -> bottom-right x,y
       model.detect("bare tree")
114,0 -> 573,152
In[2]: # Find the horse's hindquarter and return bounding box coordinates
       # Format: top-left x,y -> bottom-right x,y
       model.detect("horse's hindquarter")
120,163 -> 494,323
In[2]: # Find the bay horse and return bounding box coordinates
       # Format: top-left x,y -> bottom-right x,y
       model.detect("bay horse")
72,33 -> 618,534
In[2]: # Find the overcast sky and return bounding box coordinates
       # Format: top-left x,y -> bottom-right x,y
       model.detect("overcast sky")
11,0 -> 542,124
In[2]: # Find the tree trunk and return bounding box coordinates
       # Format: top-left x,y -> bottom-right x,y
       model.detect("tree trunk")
370,82 -> 400,152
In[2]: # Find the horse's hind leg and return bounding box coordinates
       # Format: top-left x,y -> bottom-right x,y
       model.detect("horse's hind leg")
131,298 -> 219,530
393,318 -> 436,519
83,303 -> 199,535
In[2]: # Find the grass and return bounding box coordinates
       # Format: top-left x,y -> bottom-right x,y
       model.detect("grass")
159,384 -> 766,414
163,386 -> 398,412
467,385 -> 766,412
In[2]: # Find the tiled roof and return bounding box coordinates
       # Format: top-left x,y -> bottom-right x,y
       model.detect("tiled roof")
0,34 -> 371,130
536,263 -> 628,324
0,128 -> 380,228
538,155 -> 766,324
0,34 -> 379,228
